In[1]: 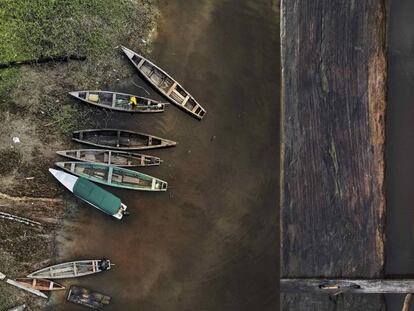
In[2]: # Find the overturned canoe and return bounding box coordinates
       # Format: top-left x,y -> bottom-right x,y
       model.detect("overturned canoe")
14,278 -> 65,291
56,149 -> 161,167
67,286 -> 111,310
73,129 -> 176,150
69,90 -> 165,113
49,168 -> 128,219
27,258 -> 111,279
56,162 -> 168,191
121,46 -> 206,120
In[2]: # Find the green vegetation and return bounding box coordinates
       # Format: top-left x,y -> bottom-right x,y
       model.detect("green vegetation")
0,0 -> 156,63
0,0 -> 157,136
0,68 -> 18,100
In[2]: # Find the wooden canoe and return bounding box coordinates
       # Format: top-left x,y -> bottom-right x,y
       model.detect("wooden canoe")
55,162 -> 168,191
72,129 -> 177,150
27,259 -> 111,279
69,90 -> 165,113
56,149 -> 162,167
49,169 -> 128,219
14,278 -> 65,291
121,46 -> 206,120
67,286 -> 111,309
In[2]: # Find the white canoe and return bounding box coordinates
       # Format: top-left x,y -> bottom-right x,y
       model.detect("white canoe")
121,46 -> 206,120
27,259 -> 111,279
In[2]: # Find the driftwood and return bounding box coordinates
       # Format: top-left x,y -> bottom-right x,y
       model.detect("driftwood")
280,0 -> 387,309
0,192 -> 61,203
0,211 -> 42,227
402,294 -> 412,311
0,54 -> 86,69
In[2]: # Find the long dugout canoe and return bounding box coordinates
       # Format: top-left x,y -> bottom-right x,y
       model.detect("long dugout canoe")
69,90 -> 165,113
121,46 -> 206,120
27,259 -> 111,279
73,129 -> 177,151
56,161 -> 168,191
56,149 -> 162,167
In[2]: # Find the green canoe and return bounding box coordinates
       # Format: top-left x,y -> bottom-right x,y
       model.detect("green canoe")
56,162 -> 168,191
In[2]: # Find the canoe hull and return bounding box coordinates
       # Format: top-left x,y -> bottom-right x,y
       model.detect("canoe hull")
49,168 -> 127,219
55,161 -> 168,191
14,278 -> 65,291
67,286 -> 111,309
69,90 -> 165,113
56,149 -> 161,167
121,46 -> 206,120
72,128 -> 177,151
27,259 -> 111,279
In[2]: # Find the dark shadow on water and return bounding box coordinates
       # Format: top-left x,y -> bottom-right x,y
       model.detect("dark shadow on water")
386,0 -> 414,310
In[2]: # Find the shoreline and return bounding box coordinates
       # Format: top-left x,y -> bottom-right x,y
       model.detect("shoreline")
0,1 -> 159,309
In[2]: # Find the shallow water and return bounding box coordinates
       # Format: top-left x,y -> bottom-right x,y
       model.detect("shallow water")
386,0 -> 414,309
47,1 -> 279,310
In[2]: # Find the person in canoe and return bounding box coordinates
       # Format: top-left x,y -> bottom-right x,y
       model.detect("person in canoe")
129,96 -> 138,107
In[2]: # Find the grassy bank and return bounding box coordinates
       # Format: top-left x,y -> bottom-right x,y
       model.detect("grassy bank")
0,0 -> 157,63
0,1 -> 158,310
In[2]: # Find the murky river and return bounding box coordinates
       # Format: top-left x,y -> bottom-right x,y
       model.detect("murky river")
386,0 -> 414,309
47,1 -> 280,310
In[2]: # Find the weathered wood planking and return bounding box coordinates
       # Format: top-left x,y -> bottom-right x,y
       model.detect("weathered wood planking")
280,0 -> 387,309
281,279 -> 414,294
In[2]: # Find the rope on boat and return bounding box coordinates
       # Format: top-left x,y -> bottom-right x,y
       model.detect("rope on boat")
0,211 -> 42,227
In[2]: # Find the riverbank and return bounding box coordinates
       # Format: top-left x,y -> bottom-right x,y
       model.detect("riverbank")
0,1 -> 158,309
51,1 -> 280,310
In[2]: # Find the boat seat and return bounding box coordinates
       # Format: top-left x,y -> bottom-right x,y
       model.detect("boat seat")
84,154 -> 96,161
123,176 -> 139,184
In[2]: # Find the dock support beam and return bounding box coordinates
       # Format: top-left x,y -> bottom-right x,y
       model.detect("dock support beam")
280,0 -> 387,309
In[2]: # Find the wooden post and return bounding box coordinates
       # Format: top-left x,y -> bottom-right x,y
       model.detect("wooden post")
280,0 -> 387,309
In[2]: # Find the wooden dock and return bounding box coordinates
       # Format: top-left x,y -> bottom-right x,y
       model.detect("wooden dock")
280,0 -> 387,309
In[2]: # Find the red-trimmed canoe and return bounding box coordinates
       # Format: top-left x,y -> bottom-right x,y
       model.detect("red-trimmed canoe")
14,278 -> 65,291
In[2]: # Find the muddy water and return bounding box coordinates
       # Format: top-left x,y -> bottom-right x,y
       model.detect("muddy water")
386,0 -> 414,309
47,1 -> 279,310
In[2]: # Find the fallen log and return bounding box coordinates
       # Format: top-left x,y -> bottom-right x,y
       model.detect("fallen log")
0,211 -> 42,227
0,54 -> 86,69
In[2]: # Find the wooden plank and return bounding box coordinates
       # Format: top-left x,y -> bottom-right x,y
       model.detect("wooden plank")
281,279 -> 414,294
107,151 -> 112,165
107,166 -> 113,184
182,95 -> 190,107
111,93 -> 116,107
166,82 -> 178,96
137,58 -> 145,68
116,130 -> 120,147
280,0 -> 387,309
